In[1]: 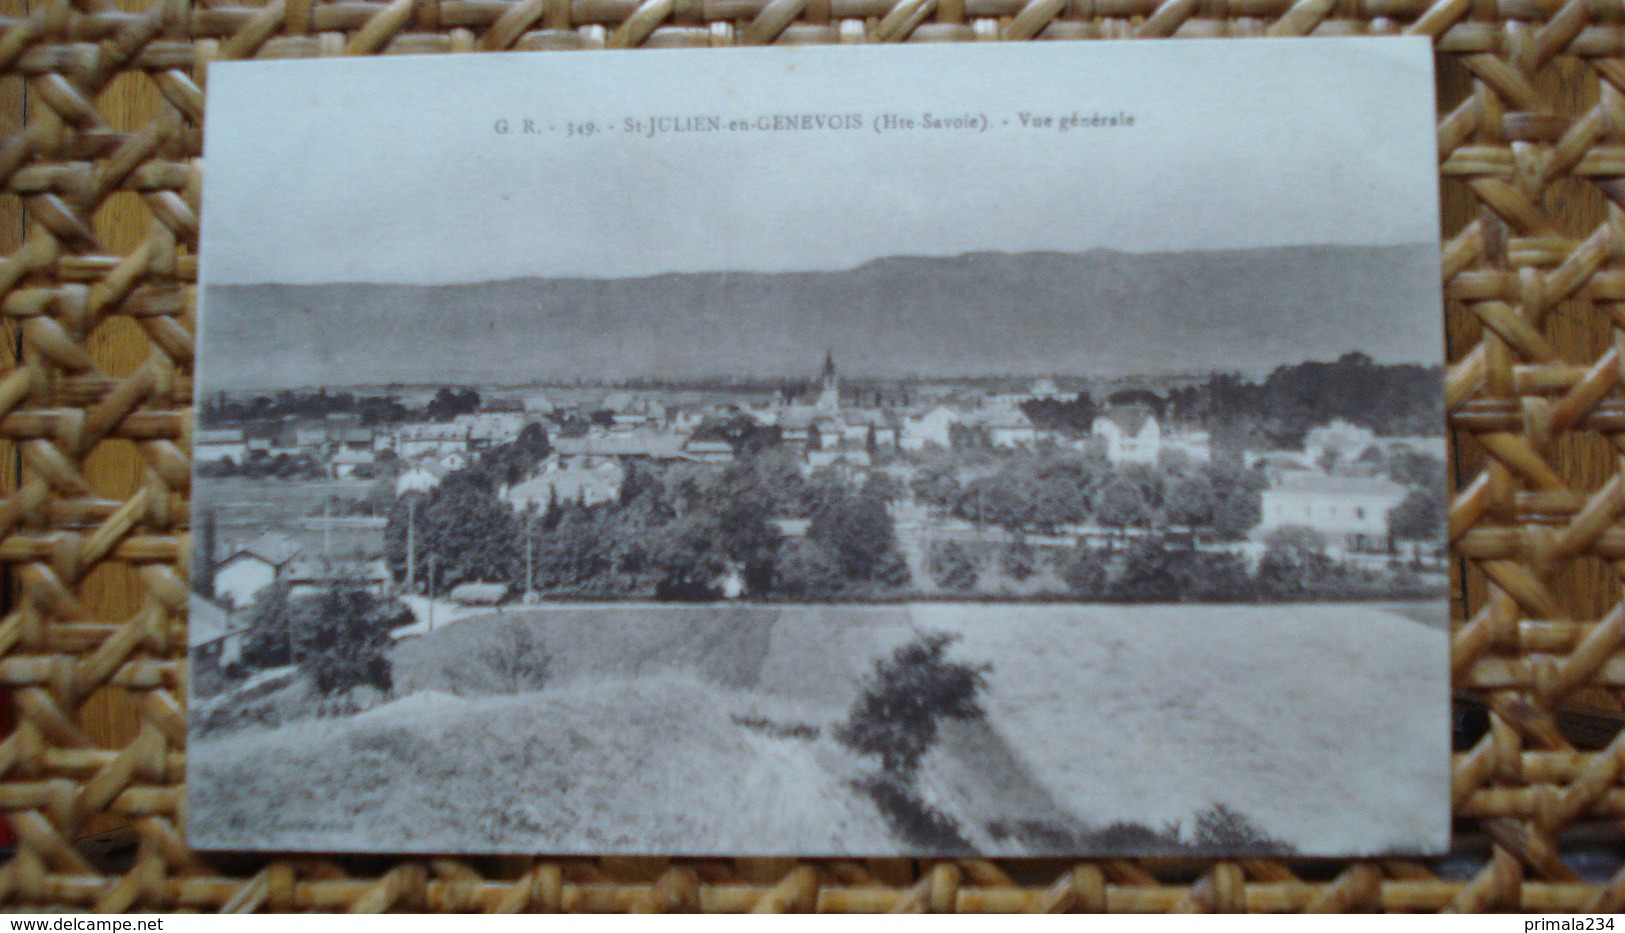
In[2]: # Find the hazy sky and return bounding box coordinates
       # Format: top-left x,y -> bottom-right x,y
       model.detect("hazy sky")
199,39 -> 1440,286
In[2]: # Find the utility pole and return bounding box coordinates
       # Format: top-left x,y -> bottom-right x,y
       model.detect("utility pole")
524,516 -> 534,602
427,554 -> 437,633
405,497 -> 416,592
323,494 -> 332,558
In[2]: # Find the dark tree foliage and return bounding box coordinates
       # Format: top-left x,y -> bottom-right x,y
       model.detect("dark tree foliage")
618,461 -> 658,508
200,388 -> 414,427
1389,488 -> 1446,542
951,451 -> 1106,533
1094,475 -> 1154,531
540,484 -> 564,529
690,414 -> 784,455
738,448 -> 816,517
533,505 -> 618,593
650,512 -> 731,600
1105,388 -> 1166,415
425,387 -> 481,422
947,421 -> 989,451
1056,544 -> 1110,597
1165,354 -> 1443,449
649,462 -> 782,598
552,414 -> 594,438
863,471 -> 905,504
1185,548 -> 1252,602
240,581 -> 298,669
807,484 -> 911,588
384,470 -> 521,594
474,423 -> 552,487
300,585 -> 408,696
1107,536 -> 1252,603
774,539 -> 848,599
1190,802 -> 1289,854
910,461 -> 963,511
1387,449 -> 1446,490
926,541 -> 983,592
837,631 -> 991,777
1019,392 -> 1099,436
709,464 -> 784,593
196,452 -> 325,481
195,507 -> 218,598
1109,536 -> 1190,602
1204,464 -> 1268,541
999,534 -> 1039,582
854,773 -> 974,854
1253,526 -> 1339,600
1161,475 -> 1216,530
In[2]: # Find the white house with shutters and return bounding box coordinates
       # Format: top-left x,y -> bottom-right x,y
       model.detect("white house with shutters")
1257,473 -> 1409,552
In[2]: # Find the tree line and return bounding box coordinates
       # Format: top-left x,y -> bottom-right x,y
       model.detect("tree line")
202,386 -> 484,427
1166,352 -> 1442,449
911,451 -> 1267,541
383,445 -> 914,602
1016,354 -> 1442,451
925,527 -> 1441,603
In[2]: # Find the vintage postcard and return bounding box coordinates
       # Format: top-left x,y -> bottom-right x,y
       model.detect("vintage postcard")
187,39 -> 1450,856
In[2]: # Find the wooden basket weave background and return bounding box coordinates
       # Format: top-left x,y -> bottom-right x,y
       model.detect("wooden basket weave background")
0,0 -> 1622,913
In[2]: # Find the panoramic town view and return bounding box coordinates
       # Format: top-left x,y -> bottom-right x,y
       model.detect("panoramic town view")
191,349 -> 1448,621
187,286 -> 1450,856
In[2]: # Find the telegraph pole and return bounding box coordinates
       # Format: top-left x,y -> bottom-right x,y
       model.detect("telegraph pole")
427,554 -> 437,633
524,517 -> 534,602
405,498 -> 417,592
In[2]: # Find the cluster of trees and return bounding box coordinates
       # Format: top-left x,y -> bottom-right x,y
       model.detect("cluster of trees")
688,414 -> 785,455
1390,487 -> 1446,543
1164,352 -> 1443,449
196,451 -> 327,481
380,425 -> 554,592
200,385 -> 488,430
239,581 -> 409,693
1066,529 -> 1436,604
1012,355 -> 1441,454
912,451 -> 1266,541
922,527 -> 1437,602
1018,393 -> 1100,436
383,445 -> 913,602
423,387 -> 482,423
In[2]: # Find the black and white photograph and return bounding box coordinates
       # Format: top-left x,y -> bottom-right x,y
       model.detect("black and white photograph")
187,40 -> 1451,856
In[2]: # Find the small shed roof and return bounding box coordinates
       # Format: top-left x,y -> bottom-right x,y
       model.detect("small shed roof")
224,532 -> 303,567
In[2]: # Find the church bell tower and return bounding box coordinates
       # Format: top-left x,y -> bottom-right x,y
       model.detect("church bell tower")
816,350 -> 840,413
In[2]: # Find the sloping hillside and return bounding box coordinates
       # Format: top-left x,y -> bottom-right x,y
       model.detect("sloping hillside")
189,671 -> 891,855
189,601 -> 1448,855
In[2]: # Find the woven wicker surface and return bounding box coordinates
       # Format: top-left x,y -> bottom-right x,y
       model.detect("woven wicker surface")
0,0 -> 1621,914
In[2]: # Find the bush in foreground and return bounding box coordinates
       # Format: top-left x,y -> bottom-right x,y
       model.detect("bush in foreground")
838,631 -> 991,778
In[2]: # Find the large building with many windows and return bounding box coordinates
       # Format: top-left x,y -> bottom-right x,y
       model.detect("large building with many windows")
1257,472 -> 1409,552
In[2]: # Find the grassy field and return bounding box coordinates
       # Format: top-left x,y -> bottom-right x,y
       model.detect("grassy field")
188,602 -> 1448,856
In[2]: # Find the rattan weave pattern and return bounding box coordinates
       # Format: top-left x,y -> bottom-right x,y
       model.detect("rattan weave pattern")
0,0 -> 1621,913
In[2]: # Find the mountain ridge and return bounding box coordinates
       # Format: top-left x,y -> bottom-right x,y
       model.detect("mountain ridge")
198,244 -> 1443,391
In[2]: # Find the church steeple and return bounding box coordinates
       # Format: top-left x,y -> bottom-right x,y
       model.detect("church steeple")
816,350 -> 840,412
